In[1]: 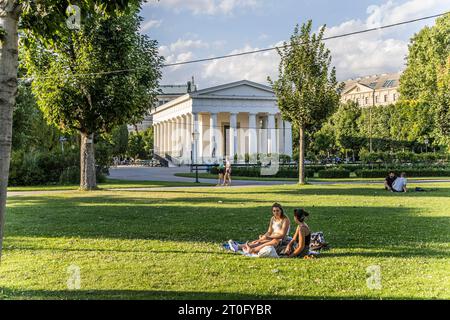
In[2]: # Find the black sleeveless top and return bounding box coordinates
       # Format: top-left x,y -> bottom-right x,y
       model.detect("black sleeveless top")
300,225 -> 311,247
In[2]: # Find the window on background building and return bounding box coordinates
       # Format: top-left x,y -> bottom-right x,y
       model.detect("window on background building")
375,96 -> 379,103
365,97 -> 369,105
382,80 -> 395,88
357,98 -> 360,105
393,93 -> 397,101
384,95 -> 388,102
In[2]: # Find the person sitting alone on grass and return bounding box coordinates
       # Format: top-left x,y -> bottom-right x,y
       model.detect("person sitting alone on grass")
229,203 -> 290,254
392,172 -> 408,193
282,208 -> 311,258
384,171 -> 397,191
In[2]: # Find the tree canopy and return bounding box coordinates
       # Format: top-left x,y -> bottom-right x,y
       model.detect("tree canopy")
269,21 -> 342,183
400,13 -> 450,143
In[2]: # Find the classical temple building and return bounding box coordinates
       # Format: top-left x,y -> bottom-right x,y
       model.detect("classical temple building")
151,80 -> 293,165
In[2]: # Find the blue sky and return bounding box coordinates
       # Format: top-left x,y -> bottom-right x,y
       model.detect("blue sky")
139,0 -> 450,88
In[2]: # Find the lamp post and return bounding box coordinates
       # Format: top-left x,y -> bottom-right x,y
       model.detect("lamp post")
59,136 -> 67,154
192,130 -> 200,183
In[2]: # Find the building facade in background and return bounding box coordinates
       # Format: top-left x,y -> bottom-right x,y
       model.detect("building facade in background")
341,72 -> 401,107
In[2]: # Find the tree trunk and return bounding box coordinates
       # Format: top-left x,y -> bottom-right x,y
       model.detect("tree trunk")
80,132 -> 97,190
0,2 -> 20,262
298,125 -> 306,184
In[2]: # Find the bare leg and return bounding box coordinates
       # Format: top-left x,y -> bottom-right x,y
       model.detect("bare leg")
239,238 -> 272,251
248,239 -> 281,254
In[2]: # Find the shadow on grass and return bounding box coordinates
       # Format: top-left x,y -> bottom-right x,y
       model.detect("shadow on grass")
0,288 -> 417,300
5,243 -> 449,259
155,186 -> 450,198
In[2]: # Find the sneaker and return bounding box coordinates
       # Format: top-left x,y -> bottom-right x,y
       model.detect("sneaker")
228,240 -> 239,252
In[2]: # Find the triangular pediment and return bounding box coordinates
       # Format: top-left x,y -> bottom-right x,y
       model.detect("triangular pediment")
191,80 -> 275,98
343,83 -> 374,95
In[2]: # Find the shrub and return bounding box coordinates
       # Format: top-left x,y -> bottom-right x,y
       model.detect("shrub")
59,166 -> 80,185
9,148 -> 107,186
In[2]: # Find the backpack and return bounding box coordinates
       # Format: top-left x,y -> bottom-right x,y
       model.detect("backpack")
310,232 -> 329,251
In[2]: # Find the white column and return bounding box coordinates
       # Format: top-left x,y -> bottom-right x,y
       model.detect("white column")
268,113 -> 277,155
277,116 -> 285,155
181,114 -> 188,160
187,114 -> 193,163
176,117 -> 183,157
198,114 -> 204,162
284,120 -> 293,157
217,114 -> 223,161
161,122 -> 166,154
210,113 -> 218,160
165,120 -> 170,156
154,123 -> 159,155
167,120 -> 172,156
229,113 -> 237,163
248,113 -> 258,160
192,113 -> 199,164
261,116 -> 268,154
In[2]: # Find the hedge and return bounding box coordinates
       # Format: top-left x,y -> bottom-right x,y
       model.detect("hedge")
356,169 -> 450,178
317,169 -> 351,178
210,166 -> 315,178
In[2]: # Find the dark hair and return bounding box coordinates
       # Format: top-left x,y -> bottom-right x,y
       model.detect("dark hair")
272,203 -> 285,218
294,208 -> 310,222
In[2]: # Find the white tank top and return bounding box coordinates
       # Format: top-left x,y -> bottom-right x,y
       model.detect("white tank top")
271,217 -> 290,238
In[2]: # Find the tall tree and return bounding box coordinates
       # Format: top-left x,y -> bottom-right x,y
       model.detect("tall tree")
332,101 -> 362,160
400,13 -> 450,144
435,56 -> 450,146
23,7 -> 163,190
269,21 -> 342,183
0,0 -> 141,262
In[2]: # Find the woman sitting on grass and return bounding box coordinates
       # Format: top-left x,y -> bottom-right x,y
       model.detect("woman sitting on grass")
229,203 -> 290,254
282,208 -> 311,258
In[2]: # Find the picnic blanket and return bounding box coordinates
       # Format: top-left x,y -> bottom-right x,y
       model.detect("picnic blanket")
223,232 -> 328,258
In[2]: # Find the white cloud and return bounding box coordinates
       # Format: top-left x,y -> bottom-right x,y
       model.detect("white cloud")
366,0 -> 450,27
200,43 -> 281,85
144,0 -> 260,15
324,0 -> 450,80
140,19 -> 162,33
169,39 -> 210,52
160,0 -> 450,86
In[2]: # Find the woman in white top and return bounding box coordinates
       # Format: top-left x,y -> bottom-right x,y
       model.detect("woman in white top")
230,203 -> 290,254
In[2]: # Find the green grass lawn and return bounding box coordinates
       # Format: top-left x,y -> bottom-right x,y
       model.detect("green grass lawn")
7,179 -> 213,192
1,183 -> 449,300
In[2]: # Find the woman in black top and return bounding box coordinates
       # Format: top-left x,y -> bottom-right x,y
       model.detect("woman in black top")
284,208 -> 311,258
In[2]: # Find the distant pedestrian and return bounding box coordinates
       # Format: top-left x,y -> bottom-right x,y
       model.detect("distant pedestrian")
223,158 -> 232,186
217,162 -> 225,186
